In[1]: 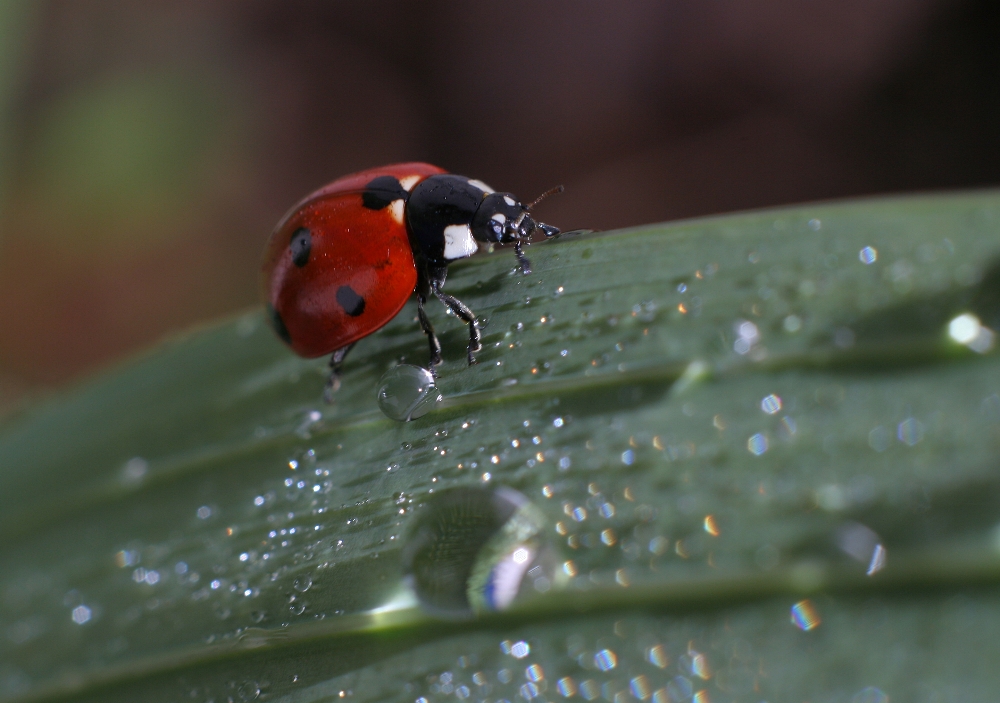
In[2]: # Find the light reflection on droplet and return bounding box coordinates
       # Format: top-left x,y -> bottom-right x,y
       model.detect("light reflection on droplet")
703,515 -> 719,536
790,600 -> 821,631
868,426 -> 890,452
896,418 -> 924,446
686,649 -> 710,680
71,605 -> 92,624
511,641 -> 531,659
557,677 -> 577,697
733,321 -> 760,355
859,246 -> 878,264
520,682 -> 540,700
594,649 -> 617,671
646,644 -> 668,668
525,664 -> 544,682
867,544 -> 887,575
629,676 -> 651,700
747,433 -> 768,456
948,313 -> 995,353
665,676 -> 693,702
783,315 -> 802,333
376,365 -> 442,421
760,394 -> 782,414
580,680 -> 600,700
621,450 -> 635,466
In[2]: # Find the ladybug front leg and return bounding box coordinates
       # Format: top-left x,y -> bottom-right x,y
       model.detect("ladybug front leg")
322,343 -> 355,403
514,240 -> 532,275
430,279 -> 482,365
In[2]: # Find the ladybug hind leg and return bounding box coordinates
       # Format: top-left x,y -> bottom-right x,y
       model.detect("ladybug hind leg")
323,343 -> 355,403
430,279 -> 481,365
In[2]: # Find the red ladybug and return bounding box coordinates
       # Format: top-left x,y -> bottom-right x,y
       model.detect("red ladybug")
262,163 -> 560,400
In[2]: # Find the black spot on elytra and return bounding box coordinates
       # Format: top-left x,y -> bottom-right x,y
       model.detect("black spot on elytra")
362,175 -> 408,210
290,227 -> 311,267
337,285 -> 366,317
267,304 -> 292,345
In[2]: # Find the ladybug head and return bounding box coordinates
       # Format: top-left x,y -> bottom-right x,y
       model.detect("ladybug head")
471,189 -> 561,245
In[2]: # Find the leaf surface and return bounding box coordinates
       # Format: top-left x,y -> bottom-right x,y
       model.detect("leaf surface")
3,192 -> 1000,702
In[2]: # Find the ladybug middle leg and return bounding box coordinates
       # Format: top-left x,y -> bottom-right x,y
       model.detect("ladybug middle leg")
430,279 -> 481,365
416,293 -> 443,371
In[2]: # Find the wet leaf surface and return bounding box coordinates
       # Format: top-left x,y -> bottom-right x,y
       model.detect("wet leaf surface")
3,192 -> 1000,702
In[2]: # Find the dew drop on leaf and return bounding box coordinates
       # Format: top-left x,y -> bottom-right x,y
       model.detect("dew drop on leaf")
402,486 -> 547,617
376,365 -> 443,421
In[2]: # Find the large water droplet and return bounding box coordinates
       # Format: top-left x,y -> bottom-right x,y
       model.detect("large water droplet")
402,486 -> 546,618
376,365 -> 442,421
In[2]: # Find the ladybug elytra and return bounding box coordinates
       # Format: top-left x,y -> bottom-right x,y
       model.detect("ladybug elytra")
261,163 -> 560,400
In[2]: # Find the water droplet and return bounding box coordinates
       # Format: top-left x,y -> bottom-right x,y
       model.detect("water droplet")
747,433 -> 768,456
71,605 -> 92,624
403,486 -> 546,617
760,394 -> 782,414
630,676 -> 651,700
790,599 -> 821,631
859,246 -> 878,264
292,574 -> 312,592
557,677 -> 577,697
594,649 -> 617,671
376,365 -> 443,421
896,417 -> 924,446
666,676 -> 693,702
236,681 -> 261,701
646,644 -> 668,668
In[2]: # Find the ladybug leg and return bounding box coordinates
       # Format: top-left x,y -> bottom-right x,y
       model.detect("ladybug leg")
431,279 -> 482,365
514,240 -> 532,275
323,343 -> 355,403
416,293 -> 443,372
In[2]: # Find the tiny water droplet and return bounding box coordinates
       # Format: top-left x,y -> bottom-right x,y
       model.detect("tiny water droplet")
376,365 -> 443,421
292,574 -> 312,592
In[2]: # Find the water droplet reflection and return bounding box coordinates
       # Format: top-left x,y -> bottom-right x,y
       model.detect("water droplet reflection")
376,365 -> 443,422
403,487 -> 546,617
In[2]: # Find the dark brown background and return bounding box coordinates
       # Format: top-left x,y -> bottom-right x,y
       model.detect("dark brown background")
1,0 -> 998,412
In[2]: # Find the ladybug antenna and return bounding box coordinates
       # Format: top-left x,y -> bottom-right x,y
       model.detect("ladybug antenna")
525,184 -> 564,211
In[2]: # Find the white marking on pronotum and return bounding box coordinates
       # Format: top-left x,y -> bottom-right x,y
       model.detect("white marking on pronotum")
491,213 -> 507,224
443,224 -> 479,260
399,175 -> 421,192
503,195 -> 516,207
467,178 -> 494,194
389,199 -> 405,224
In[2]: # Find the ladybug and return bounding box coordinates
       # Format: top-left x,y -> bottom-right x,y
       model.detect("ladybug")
262,163 -> 561,400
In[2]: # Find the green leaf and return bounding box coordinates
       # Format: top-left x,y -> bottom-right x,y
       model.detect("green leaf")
3,191 -> 1000,702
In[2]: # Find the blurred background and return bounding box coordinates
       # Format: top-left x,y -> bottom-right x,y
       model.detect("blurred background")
0,0 -> 998,414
